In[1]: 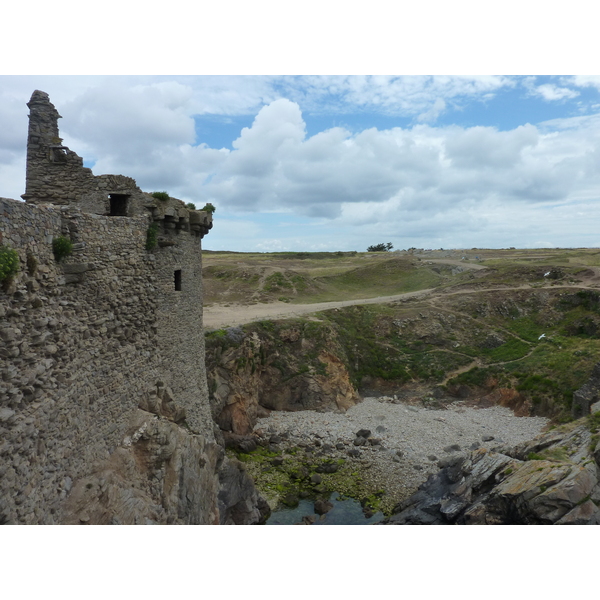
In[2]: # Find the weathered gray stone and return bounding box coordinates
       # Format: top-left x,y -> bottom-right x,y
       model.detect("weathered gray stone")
572,362 -> 600,418
0,91 -> 257,526
388,419 -> 600,525
62,263 -> 90,274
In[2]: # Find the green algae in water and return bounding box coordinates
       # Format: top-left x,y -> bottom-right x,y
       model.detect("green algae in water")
266,492 -> 384,525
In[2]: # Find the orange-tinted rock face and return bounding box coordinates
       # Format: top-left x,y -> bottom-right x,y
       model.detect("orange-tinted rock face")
206,325 -> 361,435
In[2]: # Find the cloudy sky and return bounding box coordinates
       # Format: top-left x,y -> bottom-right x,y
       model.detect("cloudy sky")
2,7 -> 600,252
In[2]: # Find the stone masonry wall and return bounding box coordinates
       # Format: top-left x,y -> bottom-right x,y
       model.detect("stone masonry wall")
0,90 -> 267,525
0,195 -> 266,524
22,90 -> 163,218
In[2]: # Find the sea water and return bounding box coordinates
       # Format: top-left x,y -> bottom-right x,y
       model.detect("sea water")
266,492 -> 384,525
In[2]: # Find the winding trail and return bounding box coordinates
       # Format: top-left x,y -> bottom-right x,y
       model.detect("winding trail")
203,282 -> 600,330
203,288 -> 436,329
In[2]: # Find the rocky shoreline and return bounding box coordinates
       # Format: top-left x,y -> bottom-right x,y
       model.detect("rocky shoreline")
388,415 -> 600,524
240,396 -> 549,519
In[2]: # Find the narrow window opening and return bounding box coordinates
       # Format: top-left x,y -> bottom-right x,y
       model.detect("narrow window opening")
174,269 -> 182,291
109,194 -> 129,216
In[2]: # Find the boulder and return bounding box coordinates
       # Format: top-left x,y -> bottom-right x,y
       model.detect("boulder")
386,420 -> 600,525
314,499 -> 334,515
572,362 -> 600,418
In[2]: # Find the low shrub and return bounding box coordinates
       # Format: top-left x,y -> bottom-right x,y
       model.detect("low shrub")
200,202 -> 216,214
0,245 -> 20,282
52,236 -> 73,262
146,222 -> 159,251
151,191 -> 170,202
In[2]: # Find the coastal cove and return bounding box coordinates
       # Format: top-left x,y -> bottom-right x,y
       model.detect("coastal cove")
230,397 -> 549,522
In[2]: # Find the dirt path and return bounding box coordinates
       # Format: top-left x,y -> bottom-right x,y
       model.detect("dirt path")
203,281 -> 600,330
203,289 -> 436,329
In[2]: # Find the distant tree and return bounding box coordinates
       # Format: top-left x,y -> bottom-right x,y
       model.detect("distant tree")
367,242 -> 393,252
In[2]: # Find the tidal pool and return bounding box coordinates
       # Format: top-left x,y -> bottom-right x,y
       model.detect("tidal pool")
266,492 -> 384,525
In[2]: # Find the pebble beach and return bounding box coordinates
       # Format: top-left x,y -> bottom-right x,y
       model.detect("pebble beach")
254,397 -> 550,508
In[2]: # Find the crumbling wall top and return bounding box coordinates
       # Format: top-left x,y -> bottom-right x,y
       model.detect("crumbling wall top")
20,90 -> 213,239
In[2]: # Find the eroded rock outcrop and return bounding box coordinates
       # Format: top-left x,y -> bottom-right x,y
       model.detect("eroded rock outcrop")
572,362 -> 600,418
387,418 -> 600,525
57,410 -> 269,525
206,322 -> 360,436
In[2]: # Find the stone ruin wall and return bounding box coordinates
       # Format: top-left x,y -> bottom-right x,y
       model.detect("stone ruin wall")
0,91 -> 267,525
21,90 -> 162,218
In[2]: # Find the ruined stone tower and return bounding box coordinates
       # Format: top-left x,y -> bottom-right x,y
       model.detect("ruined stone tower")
0,91 -> 267,525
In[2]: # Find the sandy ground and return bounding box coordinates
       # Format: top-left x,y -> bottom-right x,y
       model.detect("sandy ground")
203,289 -> 436,329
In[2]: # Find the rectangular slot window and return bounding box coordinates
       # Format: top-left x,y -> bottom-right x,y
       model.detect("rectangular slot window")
109,194 -> 129,216
174,269 -> 182,291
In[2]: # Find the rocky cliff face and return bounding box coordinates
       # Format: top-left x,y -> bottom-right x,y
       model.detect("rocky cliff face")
58,409 -> 268,525
0,90 -> 264,525
387,416 -> 600,524
205,321 -> 360,438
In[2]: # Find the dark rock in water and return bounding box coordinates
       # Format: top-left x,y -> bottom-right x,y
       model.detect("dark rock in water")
299,491 -> 312,499
314,499 -> 334,515
482,435 -> 495,442
353,437 -> 367,446
356,429 -> 371,439
300,515 -> 316,525
281,493 -> 299,508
